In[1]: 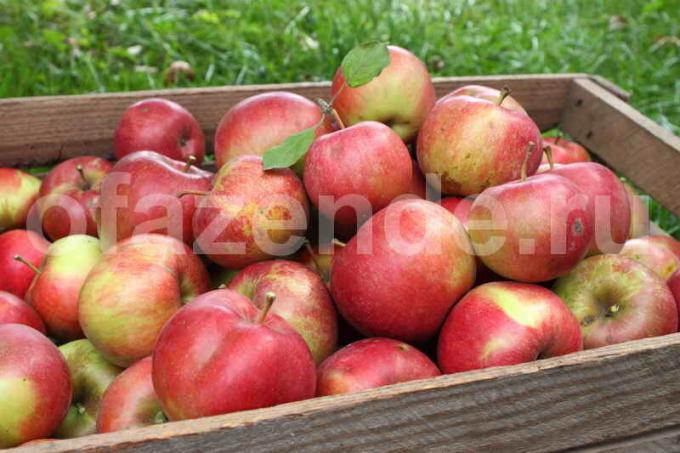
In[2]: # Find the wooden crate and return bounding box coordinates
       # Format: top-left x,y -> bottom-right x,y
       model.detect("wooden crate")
2,74 -> 680,452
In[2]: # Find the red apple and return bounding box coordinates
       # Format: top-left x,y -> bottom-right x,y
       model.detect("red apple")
620,235 -> 680,280
98,150 -> 212,249
229,259 -> 338,364
669,270 -> 680,314
441,197 -> 474,226
38,156 -> 112,240
0,324 -> 71,448
317,338 -> 440,396
553,254 -> 677,348
152,288 -> 316,420
0,291 -> 45,333
541,136 -> 591,164
97,357 -> 165,433
79,234 -> 210,367
0,230 -> 49,298
0,168 -> 41,231
331,199 -> 476,342
214,91 -> 334,169
623,182 -> 649,238
114,98 -> 205,163
405,159 -> 427,199
645,235 -> 680,260
442,85 -> 527,114
331,45 -> 436,142
438,282 -> 582,373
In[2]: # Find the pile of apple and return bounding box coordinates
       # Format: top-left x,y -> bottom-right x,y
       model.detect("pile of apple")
1,43 -> 680,448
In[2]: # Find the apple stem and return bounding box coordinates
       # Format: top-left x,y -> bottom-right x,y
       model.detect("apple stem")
332,238 -> 347,248
303,240 -> 322,274
256,292 -> 276,324
543,145 -> 554,170
520,142 -> 536,181
316,98 -> 345,129
217,283 -> 227,289
183,155 -> 197,172
176,190 -> 209,198
13,255 -> 40,274
495,86 -> 511,106
75,164 -> 88,185
554,132 -> 563,146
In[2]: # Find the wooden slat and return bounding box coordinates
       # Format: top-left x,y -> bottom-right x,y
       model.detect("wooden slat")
15,333 -> 680,453
561,78 -> 680,217
0,74 -> 585,167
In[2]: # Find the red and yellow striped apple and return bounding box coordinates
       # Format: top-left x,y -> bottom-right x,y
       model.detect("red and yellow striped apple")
620,235 -> 680,280
0,168 -> 40,232
541,136 -> 590,164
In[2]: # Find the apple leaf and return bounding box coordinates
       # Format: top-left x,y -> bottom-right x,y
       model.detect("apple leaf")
262,126 -> 316,170
341,42 -> 390,88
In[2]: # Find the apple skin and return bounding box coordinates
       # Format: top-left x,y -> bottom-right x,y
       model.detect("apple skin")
620,235 -> 680,280
193,155 -> 309,269
0,230 -> 49,298
669,270 -> 680,314
644,235 -> 680,260
152,289 -> 316,420
54,339 -> 122,438
38,156 -> 113,241
469,173 -> 594,282
114,98 -> 205,164
79,234 -> 210,367
331,199 -> 476,342
623,182 -> 649,238
553,254 -> 677,349
0,324 -> 71,448
441,85 -> 527,114
331,45 -> 436,142
304,121 -> 412,237
541,136 -> 591,165
0,168 -> 41,232
229,259 -> 338,364
214,91 -> 334,169
416,90 -> 543,196
98,150 -> 212,249
97,356 -> 165,433
298,241 -> 345,287
405,160 -> 427,199
317,338 -> 440,396
0,291 -> 46,333
437,282 -> 583,373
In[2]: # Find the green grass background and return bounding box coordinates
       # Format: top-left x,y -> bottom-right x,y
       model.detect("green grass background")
1,0 -> 678,235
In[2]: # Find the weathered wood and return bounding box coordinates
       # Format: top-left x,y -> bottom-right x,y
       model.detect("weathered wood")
16,333 -> 680,453
560,78 -> 680,217
582,425 -> 680,452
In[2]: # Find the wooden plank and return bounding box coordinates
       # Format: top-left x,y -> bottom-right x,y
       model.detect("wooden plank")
15,333 -> 680,453
581,425 -> 680,452
560,77 -> 680,217
0,74 -> 583,167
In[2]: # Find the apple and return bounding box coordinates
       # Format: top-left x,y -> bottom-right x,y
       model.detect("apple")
0,230 -> 49,298
193,155 -> 309,269
54,339 -> 122,438
644,235 -> 680,260
437,282 -> 583,373
79,234 -> 210,367
98,150 -> 212,249
0,291 -> 45,333
298,240 -> 345,287
553,254 -> 677,349
331,45 -> 436,142
24,235 -> 102,341
441,85 -> 527,113
405,160 -> 427,199
0,168 -> 41,231
331,199 -> 476,342
303,121 -> 412,237
669,270 -> 680,314
620,235 -> 680,280
114,98 -> 205,163
214,91 -> 334,169
97,357 -> 166,433
417,88 -> 543,196
152,288 -> 316,420
541,136 -> 591,164
623,182 -> 649,238
441,197 -> 474,226
317,338 -> 440,396
229,259 -> 338,364
38,156 -> 112,241
0,324 -> 71,448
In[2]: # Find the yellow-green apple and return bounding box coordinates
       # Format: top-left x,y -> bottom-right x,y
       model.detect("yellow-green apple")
417,89 -> 543,196
623,182 -> 649,238
331,199 -> 476,342
152,288 -> 316,420
229,259 -> 338,364
546,162 -> 630,255
0,168 -> 41,231
669,270 -> 680,313
114,98 -> 205,164
79,234 -> 209,367
441,85 -> 527,113
317,338 -> 440,396
541,136 -> 591,164
553,254 -> 677,349
304,121 -> 412,238
37,156 -> 112,241
54,339 -> 122,438
0,291 -> 45,333
0,230 -> 49,298
193,155 -> 309,269
620,235 -> 680,280
214,91 -> 334,169
0,324 -> 71,448
331,45 -> 435,142
97,357 -> 165,433
98,150 -> 212,249
24,235 -> 102,341
437,282 -> 582,373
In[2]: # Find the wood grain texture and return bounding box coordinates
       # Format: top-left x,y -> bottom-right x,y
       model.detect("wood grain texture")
560,78 -> 680,217
15,333 -> 680,453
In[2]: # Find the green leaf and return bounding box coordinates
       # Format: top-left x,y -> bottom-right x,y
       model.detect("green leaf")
262,126 -> 316,170
341,42 -> 390,88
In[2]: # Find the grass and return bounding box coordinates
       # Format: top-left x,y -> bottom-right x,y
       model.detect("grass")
0,0 -> 678,236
